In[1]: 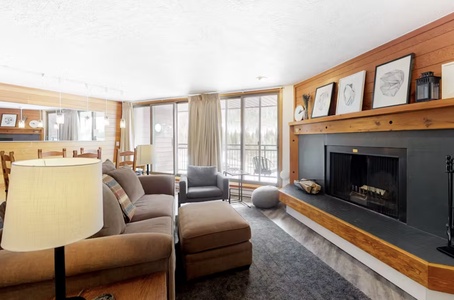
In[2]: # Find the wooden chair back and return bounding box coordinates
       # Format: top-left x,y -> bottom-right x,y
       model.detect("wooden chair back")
73,147 -> 102,159
0,151 -> 15,199
38,148 -> 67,158
116,148 -> 137,170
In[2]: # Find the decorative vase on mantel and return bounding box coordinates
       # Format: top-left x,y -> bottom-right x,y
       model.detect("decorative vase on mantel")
302,94 -> 310,120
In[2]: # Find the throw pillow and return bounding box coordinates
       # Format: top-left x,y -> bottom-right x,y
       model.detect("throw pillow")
102,174 -> 136,222
102,159 -> 116,174
187,165 -> 217,187
91,184 -> 127,238
108,167 -> 145,203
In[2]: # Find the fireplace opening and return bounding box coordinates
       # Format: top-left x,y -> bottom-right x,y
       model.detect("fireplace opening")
326,146 -> 407,222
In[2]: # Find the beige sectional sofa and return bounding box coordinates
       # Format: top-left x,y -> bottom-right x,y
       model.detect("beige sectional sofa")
0,162 -> 176,300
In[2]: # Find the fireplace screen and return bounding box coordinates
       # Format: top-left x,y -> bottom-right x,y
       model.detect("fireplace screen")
326,146 -> 406,222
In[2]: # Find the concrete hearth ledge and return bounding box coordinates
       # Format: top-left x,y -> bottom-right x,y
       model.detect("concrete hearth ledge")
279,184 -> 454,300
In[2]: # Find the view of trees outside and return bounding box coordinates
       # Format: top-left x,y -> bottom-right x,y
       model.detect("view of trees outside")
134,93 -> 278,184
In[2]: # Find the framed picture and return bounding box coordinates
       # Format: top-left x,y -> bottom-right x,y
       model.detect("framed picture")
1,114 -> 17,127
312,82 -> 335,118
336,70 -> 366,115
372,53 -> 415,109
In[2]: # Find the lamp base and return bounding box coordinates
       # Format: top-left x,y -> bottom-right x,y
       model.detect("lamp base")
437,245 -> 454,258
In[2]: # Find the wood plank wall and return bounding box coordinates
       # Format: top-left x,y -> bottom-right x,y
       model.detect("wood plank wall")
0,82 -> 122,200
290,12 -> 454,182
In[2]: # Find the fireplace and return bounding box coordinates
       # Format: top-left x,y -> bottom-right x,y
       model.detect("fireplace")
326,145 -> 407,222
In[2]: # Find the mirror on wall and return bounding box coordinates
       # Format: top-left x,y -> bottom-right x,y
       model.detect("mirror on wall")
0,101 -> 105,141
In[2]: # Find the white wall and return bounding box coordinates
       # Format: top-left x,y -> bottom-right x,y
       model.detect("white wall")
281,85 -> 294,186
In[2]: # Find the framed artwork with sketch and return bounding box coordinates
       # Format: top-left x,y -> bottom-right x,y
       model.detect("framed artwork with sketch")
336,70 -> 366,115
372,53 -> 414,109
312,82 -> 335,118
1,114 -> 17,127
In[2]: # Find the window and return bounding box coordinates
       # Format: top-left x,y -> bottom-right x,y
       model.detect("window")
221,93 -> 279,184
133,102 -> 188,174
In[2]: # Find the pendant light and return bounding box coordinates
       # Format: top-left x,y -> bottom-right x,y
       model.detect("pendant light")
104,87 -> 110,126
18,107 -> 25,128
37,110 -> 43,128
119,99 -> 126,129
56,78 -> 64,125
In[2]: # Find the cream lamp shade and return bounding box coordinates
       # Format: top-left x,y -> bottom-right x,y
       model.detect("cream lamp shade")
136,144 -> 153,166
1,158 -> 103,251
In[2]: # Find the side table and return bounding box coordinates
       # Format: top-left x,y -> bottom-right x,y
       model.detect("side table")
224,170 -> 250,207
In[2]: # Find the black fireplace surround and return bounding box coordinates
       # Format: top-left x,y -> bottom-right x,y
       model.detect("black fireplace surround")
298,130 -> 454,239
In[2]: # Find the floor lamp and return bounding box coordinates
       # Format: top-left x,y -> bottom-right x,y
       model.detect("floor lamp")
136,144 -> 153,175
1,158 -> 103,300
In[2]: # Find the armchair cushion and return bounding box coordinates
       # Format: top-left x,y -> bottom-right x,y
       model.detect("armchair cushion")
108,167 -> 145,203
187,165 -> 217,187
187,186 -> 222,199
102,174 -> 136,222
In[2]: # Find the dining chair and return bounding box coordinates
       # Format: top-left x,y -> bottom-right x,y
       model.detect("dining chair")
73,147 -> 102,159
0,151 -> 15,199
38,148 -> 67,158
116,148 -> 137,170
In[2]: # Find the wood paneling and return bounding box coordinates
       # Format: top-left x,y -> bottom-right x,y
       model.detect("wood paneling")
280,190 -> 454,294
0,82 -> 121,201
291,12 -> 454,179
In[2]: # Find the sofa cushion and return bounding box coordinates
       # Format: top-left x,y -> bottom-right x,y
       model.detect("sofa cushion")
91,184 -> 127,238
102,174 -> 136,222
187,165 -> 217,187
123,216 -> 172,236
102,159 -> 116,174
130,194 -> 175,222
108,167 -> 145,203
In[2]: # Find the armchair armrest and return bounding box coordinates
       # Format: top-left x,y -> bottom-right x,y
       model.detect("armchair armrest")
216,172 -> 230,200
178,175 -> 188,205
138,174 -> 175,195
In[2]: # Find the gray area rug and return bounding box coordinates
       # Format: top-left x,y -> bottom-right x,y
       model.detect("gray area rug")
175,206 -> 370,300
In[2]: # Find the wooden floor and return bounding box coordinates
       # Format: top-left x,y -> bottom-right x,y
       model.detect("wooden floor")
66,272 -> 167,300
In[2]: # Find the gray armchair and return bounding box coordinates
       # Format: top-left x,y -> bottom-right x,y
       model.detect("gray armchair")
178,165 -> 229,206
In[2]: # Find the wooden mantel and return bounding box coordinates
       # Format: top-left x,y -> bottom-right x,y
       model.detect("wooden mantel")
290,97 -> 454,135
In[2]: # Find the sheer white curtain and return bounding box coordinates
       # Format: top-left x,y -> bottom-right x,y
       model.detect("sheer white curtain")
120,102 -> 135,151
188,93 -> 222,170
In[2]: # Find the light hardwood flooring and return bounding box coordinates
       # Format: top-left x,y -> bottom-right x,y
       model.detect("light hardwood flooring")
231,198 -> 415,300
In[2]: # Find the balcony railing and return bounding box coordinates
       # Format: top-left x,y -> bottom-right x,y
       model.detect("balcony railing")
177,143 -> 278,184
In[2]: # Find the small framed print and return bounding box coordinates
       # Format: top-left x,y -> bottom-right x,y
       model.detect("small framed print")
1,114 -> 17,127
336,70 -> 366,115
372,53 -> 415,109
312,82 -> 335,118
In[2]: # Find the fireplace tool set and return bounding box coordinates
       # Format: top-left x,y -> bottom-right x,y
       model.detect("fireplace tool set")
437,155 -> 454,258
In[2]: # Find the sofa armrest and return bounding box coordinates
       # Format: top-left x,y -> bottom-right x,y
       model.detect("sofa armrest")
139,174 -> 175,196
0,233 -> 173,288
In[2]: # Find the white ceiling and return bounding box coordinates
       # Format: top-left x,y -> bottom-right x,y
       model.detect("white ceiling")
0,0 -> 453,102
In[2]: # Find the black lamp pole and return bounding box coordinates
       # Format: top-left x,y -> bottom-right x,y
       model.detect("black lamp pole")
54,246 -> 85,300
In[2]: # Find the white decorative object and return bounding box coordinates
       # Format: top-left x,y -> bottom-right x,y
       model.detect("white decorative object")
294,105 -> 305,121
442,61 -> 454,99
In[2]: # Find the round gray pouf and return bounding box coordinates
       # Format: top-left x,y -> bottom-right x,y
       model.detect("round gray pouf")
251,186 -> 279,208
